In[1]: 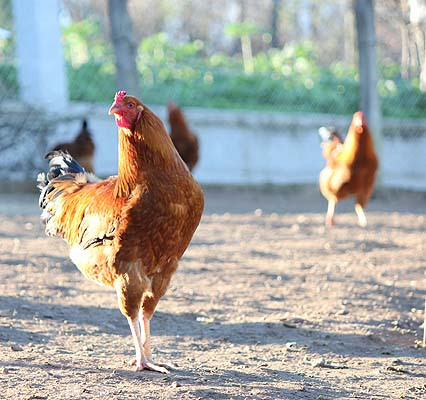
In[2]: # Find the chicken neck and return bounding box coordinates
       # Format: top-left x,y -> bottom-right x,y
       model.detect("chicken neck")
338,127 -> 375,165
115,116 -> 179,197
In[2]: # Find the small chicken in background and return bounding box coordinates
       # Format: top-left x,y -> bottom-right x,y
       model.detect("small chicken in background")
38,91 -> 204,373
168,102 -> 199,171
52,119 -> 95,173
318,111 -> 378,227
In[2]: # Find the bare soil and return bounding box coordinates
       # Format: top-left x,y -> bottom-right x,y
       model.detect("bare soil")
0,186 -> 425,400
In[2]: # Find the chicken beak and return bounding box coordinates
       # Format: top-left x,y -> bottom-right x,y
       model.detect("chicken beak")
108,104 -> 120,116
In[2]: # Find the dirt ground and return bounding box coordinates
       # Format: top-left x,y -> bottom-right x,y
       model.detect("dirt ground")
0,186 -> 425,400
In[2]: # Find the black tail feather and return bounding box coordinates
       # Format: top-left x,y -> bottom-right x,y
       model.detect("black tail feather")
37,150 -> 85,211
45,150 -> 85,178
318,126 -> 341,143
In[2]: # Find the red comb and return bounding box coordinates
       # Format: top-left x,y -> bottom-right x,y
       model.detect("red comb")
114,91 -> 127,103
353,111 -> 365,127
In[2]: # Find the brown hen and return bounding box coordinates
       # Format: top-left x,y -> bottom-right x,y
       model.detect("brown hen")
319,112 -> 378,227
168,102 -> 199,171
52,119 -> 95,173
38,91 -> 204,373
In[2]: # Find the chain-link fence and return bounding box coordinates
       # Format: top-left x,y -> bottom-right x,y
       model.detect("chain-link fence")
1,0 -> 426,181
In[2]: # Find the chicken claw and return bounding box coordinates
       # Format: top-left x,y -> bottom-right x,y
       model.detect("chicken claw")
135,360 -> 169,374
131,357 -> 170,374
127,316 -> 169,373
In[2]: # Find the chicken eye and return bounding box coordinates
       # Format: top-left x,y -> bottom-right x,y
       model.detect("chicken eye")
127,103 -> 134,109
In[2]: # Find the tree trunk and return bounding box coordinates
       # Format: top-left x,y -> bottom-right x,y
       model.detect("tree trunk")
298,0 -> 312,39
239,0 -> 247,22
343,0 -> 355,65
231,0 -> 247,55
354,0 -> 382,175
413,25 -> 426,90
407,0 -> 426,90
400,0 -> 411,79
400,23 -> 411,79
241,34 -> 254,74
108,0 -> 140,95
270,0 -> 281,48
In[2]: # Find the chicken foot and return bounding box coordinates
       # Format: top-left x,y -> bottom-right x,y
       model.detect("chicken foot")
355,203 -> 367,227
127,316 -> 168,374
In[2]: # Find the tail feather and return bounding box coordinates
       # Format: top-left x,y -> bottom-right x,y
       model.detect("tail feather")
37,151 -> 88,228
318,126 -> 341,143
45,150 -> 85,178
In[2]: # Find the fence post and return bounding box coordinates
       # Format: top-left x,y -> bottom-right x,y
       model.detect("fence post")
354,0 -> 383,178
12,0 -> 68,111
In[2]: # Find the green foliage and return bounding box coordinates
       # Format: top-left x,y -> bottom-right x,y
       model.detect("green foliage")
5,20 -> 423,118
0,0 -> 15,96
225,22 -> 262,38
0,0 -> 12,31
67,62 -> 116,102
0,63 -> 18,96
62,18 -> 114,67
62,18 -> 116,101
132,35 -> 362,115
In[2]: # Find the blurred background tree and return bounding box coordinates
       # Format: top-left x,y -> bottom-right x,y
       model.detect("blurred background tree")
225,22 -> 262,75
107,0 -> 140,94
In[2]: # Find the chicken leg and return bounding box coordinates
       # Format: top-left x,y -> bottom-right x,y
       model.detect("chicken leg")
115,275 -> 168,374
326,198 -> 337,226
127,315 -> 168,374
355,203 -> 367,227
141,312 -> 153,362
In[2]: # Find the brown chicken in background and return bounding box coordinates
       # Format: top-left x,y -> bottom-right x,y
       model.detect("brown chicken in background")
168,102 -> 199,171
37,91 -> 204,373
318,111 -> 378,227
52,119 -> 95,173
